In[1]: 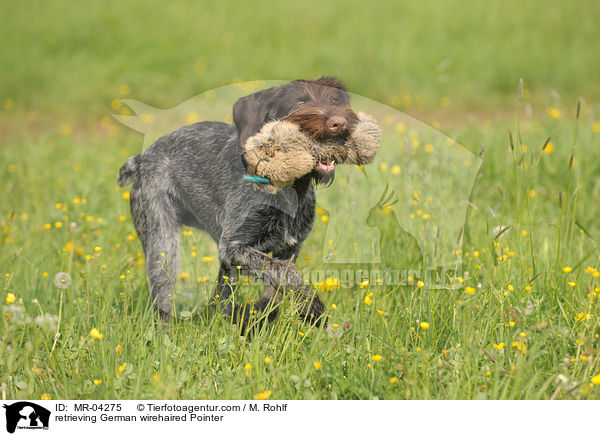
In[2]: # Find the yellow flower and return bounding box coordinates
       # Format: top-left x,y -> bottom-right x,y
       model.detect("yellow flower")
371,354 -> 383,362
364,294 -> 372,306
5,293 -> 16,304
151,373 -> 160,382
419,321 -> 430,330
465,286 -> 476,294
543,142 -> 554,154
254,390 -> 272,400
320,215 -> 329,223
417,281 -> 425,288
90,328 -> 104,340
391,165 -> 401,175
508,284 -> 515,292
493,342 -> 505,350
359,280 -> 369,288
202,256 -> 214,262
118,363 -> 127,374
389,377 -> 399,384
313,361 -> 322,370
331,303 -> 338,310
511,341 -> 527,352
263,356 -> 272,365
244,363 -> 253,371
119,215 -> 126,222
94,246 -> 102,252
546,107 -> 561,119
93,379 -> 102,386
576,312 -> 592,322
525,285 -> 533,291
519,332 -> 527,337
591,374 -> 600,385
508,321 -> 516,327
563,266 -> 573,273
115,344 -> 122,354
40,394 -> 51,400
568,281 -> 576,288
318,277 -> 340,291
54,221 -> 63,228
122,192 -> 130,200
186,112 -> 199,124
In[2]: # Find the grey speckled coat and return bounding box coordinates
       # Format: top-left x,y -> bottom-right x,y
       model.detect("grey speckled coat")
117,78 -> 361,327
118,121 -> 322,324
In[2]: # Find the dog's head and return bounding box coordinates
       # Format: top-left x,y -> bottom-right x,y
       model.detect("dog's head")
233,77 -> 360,185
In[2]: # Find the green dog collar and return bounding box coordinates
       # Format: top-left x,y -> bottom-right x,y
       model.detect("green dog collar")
242,174 -> 270,184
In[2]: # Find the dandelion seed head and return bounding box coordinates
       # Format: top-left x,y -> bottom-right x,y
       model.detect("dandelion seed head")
53,272 -> 72,289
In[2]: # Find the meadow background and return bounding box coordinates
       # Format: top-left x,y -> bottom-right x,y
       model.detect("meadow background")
2,0 -> 600,400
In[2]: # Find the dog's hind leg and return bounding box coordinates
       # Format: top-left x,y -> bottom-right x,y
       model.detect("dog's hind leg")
130,181 -> 180,321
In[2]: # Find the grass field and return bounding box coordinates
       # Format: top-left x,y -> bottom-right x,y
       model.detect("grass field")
2,1 -> 600,400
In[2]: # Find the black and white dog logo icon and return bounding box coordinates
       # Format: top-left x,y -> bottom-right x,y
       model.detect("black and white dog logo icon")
3,402 -> 51,433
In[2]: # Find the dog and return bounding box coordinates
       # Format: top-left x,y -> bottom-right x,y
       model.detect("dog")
118,77 -> 359,326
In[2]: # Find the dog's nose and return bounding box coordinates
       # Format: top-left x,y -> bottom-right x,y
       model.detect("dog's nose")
326,116 -> 348,133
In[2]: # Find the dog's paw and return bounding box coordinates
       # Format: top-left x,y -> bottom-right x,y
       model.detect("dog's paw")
297,290 -> 327,327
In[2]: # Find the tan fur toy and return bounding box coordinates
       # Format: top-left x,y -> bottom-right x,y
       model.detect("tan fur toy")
244,112 -> 382,193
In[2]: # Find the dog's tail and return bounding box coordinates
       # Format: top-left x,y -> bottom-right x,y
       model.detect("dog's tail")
117,155 -> 140,187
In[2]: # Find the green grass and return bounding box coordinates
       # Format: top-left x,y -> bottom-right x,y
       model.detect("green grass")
2,0 -> 600,400
2,0 -> 600,116
2,97 -> 600,399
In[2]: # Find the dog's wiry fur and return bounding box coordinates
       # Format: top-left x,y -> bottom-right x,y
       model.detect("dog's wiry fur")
118,77 -> 359,326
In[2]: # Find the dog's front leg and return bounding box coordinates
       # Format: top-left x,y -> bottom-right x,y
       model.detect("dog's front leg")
253,247 -> 299,322
219,244 -> 325,324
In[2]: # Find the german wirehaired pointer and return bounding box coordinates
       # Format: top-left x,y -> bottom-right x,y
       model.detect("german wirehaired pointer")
118,77 -> 360,326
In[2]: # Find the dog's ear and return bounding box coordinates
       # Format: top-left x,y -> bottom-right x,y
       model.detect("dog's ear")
233,85 -> 292,155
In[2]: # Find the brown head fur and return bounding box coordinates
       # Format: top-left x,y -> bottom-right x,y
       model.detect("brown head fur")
285,79 -> 360,141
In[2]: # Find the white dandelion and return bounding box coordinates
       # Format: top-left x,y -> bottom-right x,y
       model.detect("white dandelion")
53,272 -> 72,289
